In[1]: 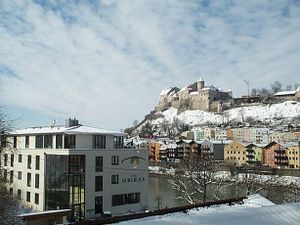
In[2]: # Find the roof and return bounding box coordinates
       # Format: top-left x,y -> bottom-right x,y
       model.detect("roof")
160,88 -> 173,96
275,90 -> 297,96
12,125 -> 126,136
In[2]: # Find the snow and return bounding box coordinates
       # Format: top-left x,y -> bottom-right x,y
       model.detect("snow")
275,90 -> 297,96
160,88 -> 173,96
13,125 -> 125,136
117,195 -> 300,225
152,101 -> 300,126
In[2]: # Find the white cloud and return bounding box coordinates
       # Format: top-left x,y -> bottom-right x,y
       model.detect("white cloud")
0,0 -> 299,130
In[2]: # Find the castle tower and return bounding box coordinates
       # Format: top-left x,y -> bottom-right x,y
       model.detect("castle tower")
197,77 -> 205,91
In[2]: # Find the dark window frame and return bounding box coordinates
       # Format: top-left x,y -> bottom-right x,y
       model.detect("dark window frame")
95,176 -> 103,192
95,156 -> 103,172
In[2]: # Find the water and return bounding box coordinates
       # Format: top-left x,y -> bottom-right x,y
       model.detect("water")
148,175 -> 288,210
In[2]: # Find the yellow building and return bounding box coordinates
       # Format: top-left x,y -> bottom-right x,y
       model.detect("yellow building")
224,141 -> 247,165
286,142 -> 300,169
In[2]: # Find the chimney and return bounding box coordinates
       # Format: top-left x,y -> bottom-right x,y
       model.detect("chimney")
65,118 -> 79,127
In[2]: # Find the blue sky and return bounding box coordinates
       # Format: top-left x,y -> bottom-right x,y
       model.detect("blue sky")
0,0 -> 300,130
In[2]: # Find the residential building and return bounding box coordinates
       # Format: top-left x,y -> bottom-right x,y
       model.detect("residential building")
264,142 -> 288,168
148,141 -> 161,161
245,143 -> 266,166
1,119 -> 148,221
200,140 -> 231,161
269,131 -> 295,143
274,87 -> 300,102
286,142 -> 300,169
215,129 -> 227,141
224,141 -> 247,165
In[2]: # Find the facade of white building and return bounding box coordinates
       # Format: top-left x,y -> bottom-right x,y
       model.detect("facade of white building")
1,119 -> 148,221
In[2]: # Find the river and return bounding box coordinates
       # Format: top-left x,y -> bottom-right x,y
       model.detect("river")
148,175 -> 286,210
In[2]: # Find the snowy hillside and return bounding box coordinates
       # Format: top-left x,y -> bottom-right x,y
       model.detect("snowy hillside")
145,101 -> 300,128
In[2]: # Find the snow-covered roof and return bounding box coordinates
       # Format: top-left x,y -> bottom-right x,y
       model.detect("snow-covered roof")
12,125 -> 125,136
275,90 -> 297,96
189,91 -> 198,95
160,88 -> 173,96
116,194 -> 300,225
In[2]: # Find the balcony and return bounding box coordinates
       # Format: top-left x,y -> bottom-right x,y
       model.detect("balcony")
275,149 -> 285,153
246,154 -> 255,158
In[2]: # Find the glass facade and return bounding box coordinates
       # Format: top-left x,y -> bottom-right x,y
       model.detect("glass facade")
45,154 -> 85,221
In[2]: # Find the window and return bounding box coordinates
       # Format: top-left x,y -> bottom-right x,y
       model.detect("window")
18,171 -> 22,180
9,170 -> 13,183
3,169 -> 7,180
10,154 -> 14,167
64,134 -> 76,149
13,136 -> 17,148
25,136 -> 29,148
112,192 -> 140,206
93,135 -> 106,149
95,156 -> 103,172
35,193 -> 39,204
18,154 -> 22,163
44,135 -> 53,148
111,156 -> 119,165
95,196 -> 103,214
27,173 -> 31,187
56,134 -> 62,149
113,136 -> 124,149
26,192 -> 30,202
36,155 -> 40,170
27,155 -> 32,169
35,174 -> 39,188
95,176 -> 103,192
111,174 -> 119,184
17,190 -> 21,200
9,188 -> 13,196
4,154 -> 8,166
35,135 -> 43,148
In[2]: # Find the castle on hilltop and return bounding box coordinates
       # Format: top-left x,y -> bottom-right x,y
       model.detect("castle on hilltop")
156,78 -> 233,113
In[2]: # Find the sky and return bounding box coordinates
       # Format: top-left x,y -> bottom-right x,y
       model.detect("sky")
0,0 -> 300,131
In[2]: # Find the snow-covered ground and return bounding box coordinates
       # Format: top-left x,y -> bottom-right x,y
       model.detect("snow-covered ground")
116,194 -> 300,225
150,101 -> 300,126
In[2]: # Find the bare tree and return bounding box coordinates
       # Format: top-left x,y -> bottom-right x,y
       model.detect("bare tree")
0,110 -> 21,225
285,85 -> 292,91
271,81 -> 282,94
169,149 -> 216,203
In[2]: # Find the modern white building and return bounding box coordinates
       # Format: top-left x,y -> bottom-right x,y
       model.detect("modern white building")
1,119 -> 148,221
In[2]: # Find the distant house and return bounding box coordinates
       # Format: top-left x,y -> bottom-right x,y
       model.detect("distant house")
201,140 -> 231,161
245,143 -> 266,166
274,87 -> 300,102
264,142 -> 289,168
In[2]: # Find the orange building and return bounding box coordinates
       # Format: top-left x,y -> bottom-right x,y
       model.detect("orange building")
227,128 -> 234,140
148,142 -> 161,161
264,142 -> 288,168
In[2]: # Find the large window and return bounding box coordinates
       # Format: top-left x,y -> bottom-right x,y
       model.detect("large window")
35,135 -> 43,148
93,135 -> 106,149
17,189 -> 21,200
27,173 -> 31,187
113,136 -> 124,149
44,135 -> 53,148
4,154 -> 7,166
111,174 -> 119,184
56,134 -> 62,149
35,193 -> 39,204
36,155 -> 40,170
10,154 -> 14,167
18,171 -> 22,180
35,174 -> 40,189
18,154 -> 22,163
95,176 -> 103,192
64,134 -> 76,149
26,192 -> 31,202
95,196 -> 103,214
9,170 -> 14,183
112,192 -> 140,206
13,136 -> 17,148
25,136 -> 29,148
111,156 -> 119,165
27,155 -> 32,169
95,156 -> 103,172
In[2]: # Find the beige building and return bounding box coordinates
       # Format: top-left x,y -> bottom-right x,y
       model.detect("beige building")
1,119 -> 148,221
224,141 -> 247,166
269,131 -> 295,143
